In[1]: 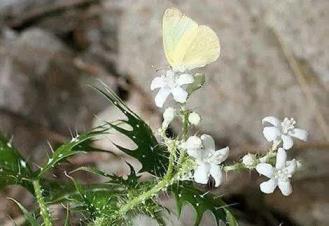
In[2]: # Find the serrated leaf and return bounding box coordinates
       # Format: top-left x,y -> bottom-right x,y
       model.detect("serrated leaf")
187,73 -> 205,95
0,134 -> 32,190
38,126 -> 108,177
169,182 -> 238,226
95,85 -> 168,176
72,164 -> 139,187
61,175 -> 126,221
8,198 -> 39,226
40,178 -> 124,205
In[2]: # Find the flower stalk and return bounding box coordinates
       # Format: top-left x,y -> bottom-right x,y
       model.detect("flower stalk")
33,179 -> 53,226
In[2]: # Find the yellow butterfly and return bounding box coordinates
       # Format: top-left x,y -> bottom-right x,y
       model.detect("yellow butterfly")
162,8 -> 220,73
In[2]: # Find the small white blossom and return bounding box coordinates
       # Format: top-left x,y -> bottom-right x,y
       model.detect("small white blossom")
151,70 -> 194,108
188,112 -> 201,125
256,148 -> 297,196
262,116 -> 308,150
162,107 -> 176,129
184,134 -> 229,187
242,153 -> 257,169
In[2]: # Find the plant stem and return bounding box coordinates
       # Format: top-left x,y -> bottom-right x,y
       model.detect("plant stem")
33,180 -> 53,226
181,107 -> 189,141
95,107 -> 193,225
118,143 -> 176,216
177,108 -> 189,166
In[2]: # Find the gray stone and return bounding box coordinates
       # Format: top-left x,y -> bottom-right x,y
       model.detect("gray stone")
117,0 -> 329,147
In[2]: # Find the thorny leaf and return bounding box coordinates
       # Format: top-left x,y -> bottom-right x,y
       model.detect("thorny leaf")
95,85 -> 169,176
0,134 -> 33,190
169,182 -> 238,226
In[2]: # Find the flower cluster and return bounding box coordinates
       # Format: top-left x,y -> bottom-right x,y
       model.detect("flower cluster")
151,62 -> 309,197
240,116 -> 308,196
151,63 -> 231,187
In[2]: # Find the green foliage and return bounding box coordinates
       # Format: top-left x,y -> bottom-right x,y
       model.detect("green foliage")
0,135 -> 32,190
8,198 -> 39,226
0,85 -> 239,226
95,85 -> 169,176
38,126 -> 108,177
170,182 -> 238,226
187,73 -> 205,95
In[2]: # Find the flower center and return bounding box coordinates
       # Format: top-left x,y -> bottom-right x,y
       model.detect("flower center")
274,168 -> 291,181
281,117 -> 296,134
164,70 -> 178,89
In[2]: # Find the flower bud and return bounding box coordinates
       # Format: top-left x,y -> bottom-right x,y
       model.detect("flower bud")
242,153 -> 257,169
162,107 -> 175,128
188,112 -> 201,125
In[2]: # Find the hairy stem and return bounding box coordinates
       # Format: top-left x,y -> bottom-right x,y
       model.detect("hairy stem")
177,108 -> 189,166
181,107 -> 189,141
33,180 -> 53,226
118,142 -> 176,216
94,107 -> 193,225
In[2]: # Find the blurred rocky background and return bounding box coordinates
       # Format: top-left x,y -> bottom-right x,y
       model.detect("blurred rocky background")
0,0 -> 328,225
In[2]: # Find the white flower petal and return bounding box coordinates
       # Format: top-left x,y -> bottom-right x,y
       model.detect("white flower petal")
194,162 -> 210,185
150,77 -> 165,90
177,73 -> 194,86
282,134 -> 294,150
187,148 -> 202,160
278,180 -> 292,196
209,164 -> 223,187
171,87 -> 188,103
262,116 -> 281,127
154,88 -> 170,108
289,128 -> 308,141
263,127 -> 281,142
212,147 -> 229,164
256,163 -> 274,178
200,134 -> 216,151
286,159 -> 297,175
276,148 -> 287,169
260,179 -> 277,194
162,107 -> 175,128
166,70 -> 175,77
184,136 -> 202,150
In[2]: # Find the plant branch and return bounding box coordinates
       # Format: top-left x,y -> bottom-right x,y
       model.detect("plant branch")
32,180 -> 53,226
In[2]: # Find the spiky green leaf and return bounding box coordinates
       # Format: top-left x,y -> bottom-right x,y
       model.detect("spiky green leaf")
187,73 -> 205,95
9,198 -> 39,226
170,182 -> 238,226
95,85 -> 168,176
0,134 -> 32,190
38,126 -> 108,177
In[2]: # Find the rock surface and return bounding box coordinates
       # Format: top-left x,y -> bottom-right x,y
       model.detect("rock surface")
117,0 -> 329,147
116,1 -> 329,225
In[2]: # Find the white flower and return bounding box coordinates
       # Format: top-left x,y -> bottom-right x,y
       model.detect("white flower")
262,116 -> 308,150
162,107 -> 176,128
188,112 -> 201,125
151,70 -> 194,108
256,148 -> 297,196
242,153 -> 257,169
184,134 -> 229,187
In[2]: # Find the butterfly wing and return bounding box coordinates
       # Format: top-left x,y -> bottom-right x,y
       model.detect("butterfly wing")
163,8 -> 220,72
